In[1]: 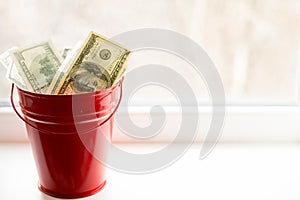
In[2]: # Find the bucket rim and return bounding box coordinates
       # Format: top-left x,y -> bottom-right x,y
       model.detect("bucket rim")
11,78 -> 123,135
17,83 -> 118,97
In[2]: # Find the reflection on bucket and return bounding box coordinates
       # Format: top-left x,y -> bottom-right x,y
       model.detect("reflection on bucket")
10,79 -> 123,199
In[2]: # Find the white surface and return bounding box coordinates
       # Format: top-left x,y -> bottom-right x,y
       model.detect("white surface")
1,143 -> 300,200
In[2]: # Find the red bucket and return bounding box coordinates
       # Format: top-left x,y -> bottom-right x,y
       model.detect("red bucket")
10,80 -> 123,199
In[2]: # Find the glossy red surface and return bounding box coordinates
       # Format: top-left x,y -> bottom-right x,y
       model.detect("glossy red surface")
15,84 -> 120,199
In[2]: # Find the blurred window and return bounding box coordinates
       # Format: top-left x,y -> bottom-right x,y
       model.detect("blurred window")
0,0 -> 300,105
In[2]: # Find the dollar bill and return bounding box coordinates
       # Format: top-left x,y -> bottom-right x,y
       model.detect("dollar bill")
9,41 -> 62,93
0,48 -> 27,89
48,41 -> 83,93
48,31 -> 130,94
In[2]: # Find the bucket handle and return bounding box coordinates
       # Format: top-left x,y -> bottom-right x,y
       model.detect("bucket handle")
10,80 -> 123,135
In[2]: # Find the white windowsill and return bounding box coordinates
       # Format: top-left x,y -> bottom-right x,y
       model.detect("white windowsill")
1,143 -> 300,200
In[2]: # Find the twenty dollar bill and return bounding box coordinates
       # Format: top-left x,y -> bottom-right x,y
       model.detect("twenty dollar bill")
48,31 -> 130,94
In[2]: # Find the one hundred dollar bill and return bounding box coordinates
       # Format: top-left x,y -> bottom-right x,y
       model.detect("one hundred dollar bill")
0,48 -> 27,89
48,31 -> 130,94
9,41 -> 62,93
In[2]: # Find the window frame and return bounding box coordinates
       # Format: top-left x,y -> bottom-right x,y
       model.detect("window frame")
1,104 -> 300,143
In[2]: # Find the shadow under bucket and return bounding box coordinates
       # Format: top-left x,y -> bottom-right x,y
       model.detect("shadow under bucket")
10,79 -> 123,199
